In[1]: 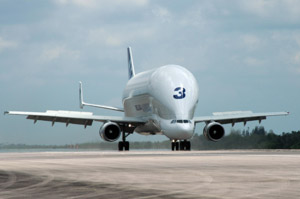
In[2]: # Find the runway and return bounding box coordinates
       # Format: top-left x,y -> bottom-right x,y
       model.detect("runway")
0,150 -> 300,199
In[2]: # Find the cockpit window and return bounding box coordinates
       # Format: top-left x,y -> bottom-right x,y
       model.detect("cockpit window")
170,120 -> 192,124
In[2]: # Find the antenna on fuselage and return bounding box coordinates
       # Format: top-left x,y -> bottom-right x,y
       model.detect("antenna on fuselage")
127,47 -> 135,79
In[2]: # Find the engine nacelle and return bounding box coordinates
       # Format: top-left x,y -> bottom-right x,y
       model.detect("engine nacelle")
99,122 -> 121,142
203,122 -> 225,142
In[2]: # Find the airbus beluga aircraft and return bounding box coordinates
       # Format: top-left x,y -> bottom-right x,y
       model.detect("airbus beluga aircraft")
5,47 -> 288,151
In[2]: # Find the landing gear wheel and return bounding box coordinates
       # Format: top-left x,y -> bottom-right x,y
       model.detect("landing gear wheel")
124,141 -> 130,151
118,142 -> 124,151
175,142 -> 179,150
186,141 -> 191,151
171,141 -> 179,151
180,141 -> 184,150
177,140 -> 191,151
118,141 -> 130,151
171,142 -> 175,151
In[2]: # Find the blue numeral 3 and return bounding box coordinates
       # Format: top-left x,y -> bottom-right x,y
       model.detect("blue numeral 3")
173,87 -> 186,99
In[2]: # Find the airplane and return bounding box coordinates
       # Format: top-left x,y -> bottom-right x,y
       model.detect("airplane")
5,47 -> 289,151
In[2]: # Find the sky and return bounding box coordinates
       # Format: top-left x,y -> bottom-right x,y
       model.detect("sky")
0,0 -> 299,145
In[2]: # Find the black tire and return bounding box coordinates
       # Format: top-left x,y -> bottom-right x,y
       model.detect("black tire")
171,142 -> 175,151
180,141 -> 185,150
124,141 -> 130,151
118,142 -> 124,151
175,142 -> 179,151
186,141 -> 191,151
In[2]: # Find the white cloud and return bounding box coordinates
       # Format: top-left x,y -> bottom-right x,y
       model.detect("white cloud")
152,6 -> 172,23
292,52 -> 300,74
87,27 -> 155,47
0,37 -> 17,52
239,0 -> 274,17
177,3 -> 210,28
239,0 -> 300,22
244,57 -> 265,67
294,52 -> 300,64
87,29 -> 122,47
40,46 -> 80,62
241,34 -> 261,50
54,0 -> 148,8
54,0 -> 96,8
294,35 -> 300,47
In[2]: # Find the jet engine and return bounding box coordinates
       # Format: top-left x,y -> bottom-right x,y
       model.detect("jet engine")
99,122 -> 121,142
203,122 -> 225,142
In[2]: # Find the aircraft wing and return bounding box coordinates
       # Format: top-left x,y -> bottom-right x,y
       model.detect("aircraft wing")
193,111 -> 289,126
4,110 -> 145,128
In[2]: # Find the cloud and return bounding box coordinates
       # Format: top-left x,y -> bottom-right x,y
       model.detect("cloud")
294,35 -> 300,47
54,0 -> 96,8
238,0 -> 300,22
0,37 -> 17,52
241,34 -> 261,50
239,0 -> 275,17
294,52 -> 300,63
244,57 -> 265,67
87,26 -> 156,47
292,52 -> 300,74
152,6 -> 172,23
54,0 -> 148,9
40,46 -> 80,62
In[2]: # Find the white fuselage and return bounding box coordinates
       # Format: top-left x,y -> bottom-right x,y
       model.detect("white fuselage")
122,65 -> 199,140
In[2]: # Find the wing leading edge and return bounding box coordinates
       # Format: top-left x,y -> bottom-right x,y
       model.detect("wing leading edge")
5,110 -> 145,128
193,111 -> 289,126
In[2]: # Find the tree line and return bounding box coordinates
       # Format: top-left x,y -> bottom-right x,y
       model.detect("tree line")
1,126 -> 300,150
191,126 -> 300,150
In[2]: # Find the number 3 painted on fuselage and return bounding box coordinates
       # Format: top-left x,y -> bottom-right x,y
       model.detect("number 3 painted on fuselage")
173,87 -> 186,99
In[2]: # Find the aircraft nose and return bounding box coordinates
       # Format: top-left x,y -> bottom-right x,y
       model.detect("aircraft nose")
161,120 -> 194,140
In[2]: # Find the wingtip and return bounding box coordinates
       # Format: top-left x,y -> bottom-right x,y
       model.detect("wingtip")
4,111 -> 9,115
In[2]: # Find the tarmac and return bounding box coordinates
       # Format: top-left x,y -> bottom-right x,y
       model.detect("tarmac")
0,150 -> 300,199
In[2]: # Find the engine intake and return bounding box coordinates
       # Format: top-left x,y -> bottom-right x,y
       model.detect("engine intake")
203,122 -> 225,142
99,122 -> 121,142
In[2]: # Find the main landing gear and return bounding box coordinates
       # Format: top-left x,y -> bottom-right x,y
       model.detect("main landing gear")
171,140 -> 191,151
118,131 -> 130,151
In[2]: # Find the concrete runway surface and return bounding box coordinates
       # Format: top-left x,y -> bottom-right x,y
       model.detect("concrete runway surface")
0,150 -> 300,199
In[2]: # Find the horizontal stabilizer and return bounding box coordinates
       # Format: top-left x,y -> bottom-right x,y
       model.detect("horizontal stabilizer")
79,81 -> 124,112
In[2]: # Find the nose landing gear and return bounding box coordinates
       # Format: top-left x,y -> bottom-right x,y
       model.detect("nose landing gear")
171,140 -> 179,151
171,140 -> 191,151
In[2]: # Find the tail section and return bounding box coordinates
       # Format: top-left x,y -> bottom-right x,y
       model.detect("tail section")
127,47 -> 135,79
